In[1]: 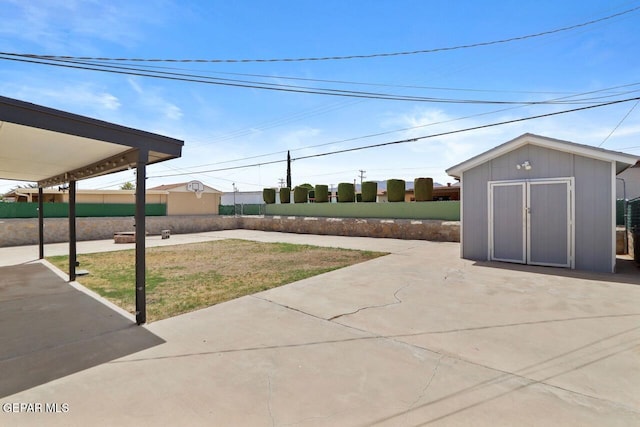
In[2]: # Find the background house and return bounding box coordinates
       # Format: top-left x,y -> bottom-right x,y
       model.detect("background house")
616,162 -> 640,200
5,188 -> 168,204
149,181 -> 221,215
3,180 -> 222,217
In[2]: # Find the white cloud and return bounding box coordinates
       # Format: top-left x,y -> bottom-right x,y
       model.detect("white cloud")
126,78 -> 183,121
278,127 -> 322,150
4,82 -> 121,116
0,0 -> 174,52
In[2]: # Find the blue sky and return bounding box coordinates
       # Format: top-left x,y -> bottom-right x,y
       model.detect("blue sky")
1,0 -> 639,194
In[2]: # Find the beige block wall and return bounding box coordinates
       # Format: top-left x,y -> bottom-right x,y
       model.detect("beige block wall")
167,192 -> 220,215
47,193 -> 167,204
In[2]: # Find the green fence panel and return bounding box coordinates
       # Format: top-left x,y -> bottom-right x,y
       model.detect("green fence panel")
616,199 -> 626,226
219,204 -> 263,215
240,204 -> 263,215
219,205 -> 235,215
628,198 -> 640,231
0,202 -> 166,218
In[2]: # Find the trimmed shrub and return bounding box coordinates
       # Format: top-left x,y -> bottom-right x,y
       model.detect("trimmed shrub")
387,179 -> 406,202
361,181 -> 377,202
337,182 -> 355,203
414,178 -> 434,202
263,188 -> 276,204
293,186 -> 308,203
279,187 -> 290,204
314,185 -> 329,203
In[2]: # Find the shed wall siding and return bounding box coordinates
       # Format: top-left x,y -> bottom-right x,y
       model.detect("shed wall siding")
460,142 -> 614,272
573,156 -> 612,271
461,163 -> 490,260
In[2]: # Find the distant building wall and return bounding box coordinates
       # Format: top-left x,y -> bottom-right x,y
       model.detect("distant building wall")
617,166 -> 640,200
221,191 -> 264,205
166,192 -> 220,215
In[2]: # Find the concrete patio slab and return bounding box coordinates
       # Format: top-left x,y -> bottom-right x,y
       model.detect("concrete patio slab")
1,230 -> 639,426
0,263 -> 165,399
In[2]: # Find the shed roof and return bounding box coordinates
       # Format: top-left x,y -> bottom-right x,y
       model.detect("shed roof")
0,96 -> 184,187
446,133 -> 639,178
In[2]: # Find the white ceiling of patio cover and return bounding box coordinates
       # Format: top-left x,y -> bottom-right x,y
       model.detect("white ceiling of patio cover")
0,120 -> 131,183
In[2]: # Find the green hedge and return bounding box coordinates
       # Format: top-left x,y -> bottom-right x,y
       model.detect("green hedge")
314,185 -> 329,203
279,188 -> 291,204
293,186 -> 309,203
361,181 -> 377,202
414,178 -> 434,202
338,183 -> 355,203
263,188 -> 276,204
387,179 -> 406,202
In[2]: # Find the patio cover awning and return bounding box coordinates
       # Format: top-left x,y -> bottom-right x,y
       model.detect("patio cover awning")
0,95 -> 184,325
0,96 -> 183,187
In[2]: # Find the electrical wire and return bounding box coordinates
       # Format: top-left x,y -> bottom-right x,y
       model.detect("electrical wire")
13,6 -> 639,63
0,53 -> 620,105
60,58 -> 580,95
154,82 -> 640,170
598,100 -> 640,147
148,96 -> 640,179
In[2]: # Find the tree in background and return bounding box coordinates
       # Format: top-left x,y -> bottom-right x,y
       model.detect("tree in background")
120,182 -> 135,190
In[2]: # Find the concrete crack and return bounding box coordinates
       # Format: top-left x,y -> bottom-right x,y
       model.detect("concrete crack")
328,283 -> 411,321
267,374 -> 275,427
404,355 -> 443,423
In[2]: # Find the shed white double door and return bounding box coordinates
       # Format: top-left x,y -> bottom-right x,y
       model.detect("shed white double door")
488,178 -> 574,268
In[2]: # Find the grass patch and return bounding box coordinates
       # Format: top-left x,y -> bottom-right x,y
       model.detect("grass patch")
47,239 -> 386,322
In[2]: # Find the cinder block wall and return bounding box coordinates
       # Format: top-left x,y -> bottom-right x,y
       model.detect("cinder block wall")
0,216 -> 238,247
0,215 -> 460,247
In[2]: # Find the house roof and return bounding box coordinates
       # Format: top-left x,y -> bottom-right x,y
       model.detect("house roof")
446,133 -> 639,178
149,182 -> 222,193
149,183 -> 188,191
0,96 -> 183,187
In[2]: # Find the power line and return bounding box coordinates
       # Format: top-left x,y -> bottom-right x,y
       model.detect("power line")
148,96 -> 640,179
0,53 -> 621,106
49,58 -> 580,95
598,100 -> 640,147
16,6 -> 639,63
150,81 -> 640,170
293,97 -> 640,162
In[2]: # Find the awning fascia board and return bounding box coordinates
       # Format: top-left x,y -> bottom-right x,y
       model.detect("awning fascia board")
0,96 -> 183,157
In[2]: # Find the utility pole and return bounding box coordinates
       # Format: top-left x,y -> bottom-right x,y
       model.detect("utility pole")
232,183 -> 237,217
278,178 -> 285,188
286,151 -> 292,189
358,169 -> 366,188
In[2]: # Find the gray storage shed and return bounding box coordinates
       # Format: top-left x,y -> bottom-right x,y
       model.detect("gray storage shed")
446,133 -> 638,273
